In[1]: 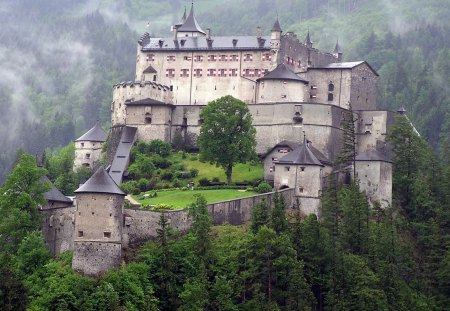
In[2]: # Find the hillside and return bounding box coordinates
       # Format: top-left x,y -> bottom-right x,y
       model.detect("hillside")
0,0 -> 449,181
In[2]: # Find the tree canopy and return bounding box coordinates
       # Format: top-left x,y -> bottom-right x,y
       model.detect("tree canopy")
198,95 -> 257,185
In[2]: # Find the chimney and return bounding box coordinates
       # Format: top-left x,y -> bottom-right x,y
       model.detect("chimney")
206,28 -> 211,40
158,40 -> 164,48
232,39 -> 238,48
173,25 -> 178,40
256,26 -> 262,38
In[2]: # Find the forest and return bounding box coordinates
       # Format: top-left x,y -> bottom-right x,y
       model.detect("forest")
0,115 -> 449,310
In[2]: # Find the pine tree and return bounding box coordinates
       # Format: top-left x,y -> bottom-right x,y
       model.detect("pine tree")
250,199 -> 270,234
270,192 -> 288,234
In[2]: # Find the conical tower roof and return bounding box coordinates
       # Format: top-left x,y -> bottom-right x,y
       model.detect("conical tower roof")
41,176 -> 72,204
305,29 -> 312,46
257,64 -> 308,83
177,3 -> 206,34
333,40 -> 343,54
75,167 -> 125,195
272,18 -> 282,32
278,136 -> 323,166
75,122 -> 107,142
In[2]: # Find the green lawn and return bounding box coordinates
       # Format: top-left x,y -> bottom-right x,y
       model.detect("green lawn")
135,189 -> 257,208
170,153 -> 263,184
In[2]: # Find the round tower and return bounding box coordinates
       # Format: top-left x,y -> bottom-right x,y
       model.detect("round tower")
72,167 -> 125,276
74,122 -> 107,171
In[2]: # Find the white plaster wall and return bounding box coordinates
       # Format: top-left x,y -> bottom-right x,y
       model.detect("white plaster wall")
257,80 -> 307,103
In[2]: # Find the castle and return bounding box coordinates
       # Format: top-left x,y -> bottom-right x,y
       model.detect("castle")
59,3 -> 396,276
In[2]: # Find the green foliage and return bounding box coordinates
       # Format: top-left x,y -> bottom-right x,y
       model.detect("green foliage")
250,199 -> 270,234
128,154 -> 156,179
148,140 -> 172,158
255,181 -> 272,194
198,95 -> 257,185
270,192 -> 289,234
15,232 -> 51,277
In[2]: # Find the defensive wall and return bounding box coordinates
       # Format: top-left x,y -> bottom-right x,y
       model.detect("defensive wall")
42,188 -> 295,253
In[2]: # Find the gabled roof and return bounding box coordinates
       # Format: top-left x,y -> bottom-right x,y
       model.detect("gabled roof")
277,137 -> 324,166
333,40 -> 342,54
75,167 -> 125,195
319,61 -> 379,76
41,176 -> 72,204
143,65 -> 157,74
177,4 -> 206,34
263,140 -> 331,165
75,122 -> 107,142
272,19 -> 282,32
257,64 -> 308,83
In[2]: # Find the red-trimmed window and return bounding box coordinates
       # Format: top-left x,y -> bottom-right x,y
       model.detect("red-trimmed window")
180,69 -> 189,77
146,54 -> 155,61
208,55 -> 217,62
230,54 -> 239,61
194,68 -> 203,77
207,68 -> 216,77
183,56 -> 192,61
194,55 -> 203,62
229,68 -> 238,77
166,55 -> 176,61
219,69 -> 227,77
244,53 -> 253,61
166,68 -> 175,78
262,53 -> 272,61
219,55 -> 227,62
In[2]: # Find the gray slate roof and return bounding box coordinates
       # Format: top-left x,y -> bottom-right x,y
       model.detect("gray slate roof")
109,126 -> 137,185
277,138 -> 324,166
142,36 -> 271,51
177,4 -> 206,34
315,61 -> 379,76
258,64 -> 308,83
113,80 -> 171,91
333,40 -> 343,54
143,65 -> 157,74
272,19 -> 282,32
263,140 -> 331,165
75,167 -> 125,195
41,176 -> 72,204
75,123 -> 107,142
125,98 -> 171,106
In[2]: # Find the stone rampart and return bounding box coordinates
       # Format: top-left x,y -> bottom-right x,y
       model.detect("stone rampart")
122,188 -> 294,248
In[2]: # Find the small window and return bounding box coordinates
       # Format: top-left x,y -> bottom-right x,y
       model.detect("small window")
328,93 -> 334,101
300,167 -> 305,171
299,187 -> 304,193
80,142 -> 84,147
104,232 -> 111,238
285,166 -> 290,172
328,83 -> 334,92
85,153 -> 90,159
153,75 -> 157,81
281,94 -> 287,98
145,112 -> 152,124
78,231 -> 84,237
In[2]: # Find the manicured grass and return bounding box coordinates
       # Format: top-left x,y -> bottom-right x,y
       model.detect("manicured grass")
170,153 -> 263,184
135,189 -> 257,208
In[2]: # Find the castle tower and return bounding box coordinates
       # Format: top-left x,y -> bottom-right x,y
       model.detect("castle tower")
270,18 -> 282,69
74,122 -> 107,171
72,167 -> 125,276
176,3 -> 206,38
274,136 -> 328,215
333,40 -> 343,62
304,29 -> 313,67
256,63 -> 309,103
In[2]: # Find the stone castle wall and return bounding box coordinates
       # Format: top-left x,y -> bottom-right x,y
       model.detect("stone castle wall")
41,204 -> 75,255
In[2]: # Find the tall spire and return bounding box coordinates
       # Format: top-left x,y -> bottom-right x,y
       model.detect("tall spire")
305,28 -> 312,47
181,6 -> 187,23
333,39 -> 342,54
177,1 -> 206,35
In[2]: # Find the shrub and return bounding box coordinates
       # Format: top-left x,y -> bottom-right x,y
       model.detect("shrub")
149,139 -> 172,157
121,181 -> 140,195
137,178 -> 151,192
255,182 -> 272,194
198,178 -> 210,187
155,181 -> 171,190
128,154 -> 156,179
172,178 -> 184,188
190,154 -> 198,161
151,155 -> 171,169
212,177 -> 220,182
189,168 -> 199,178
161,171 -> 173,181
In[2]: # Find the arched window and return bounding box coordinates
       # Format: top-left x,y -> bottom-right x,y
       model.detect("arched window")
328,83 -> 334,92
328,93 -> 334,101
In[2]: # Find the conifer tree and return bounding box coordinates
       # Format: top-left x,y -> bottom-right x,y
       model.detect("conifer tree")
270,192 -> 288,234
250,199 -> 270,234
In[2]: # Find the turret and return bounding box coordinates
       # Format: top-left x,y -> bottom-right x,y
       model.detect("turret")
304,29 -> 313,49
333,40 -> 343,62
176,3 -> 206,38
72,167 -> 125,276
74,122 -> 107,171
270,18 -> 282,68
